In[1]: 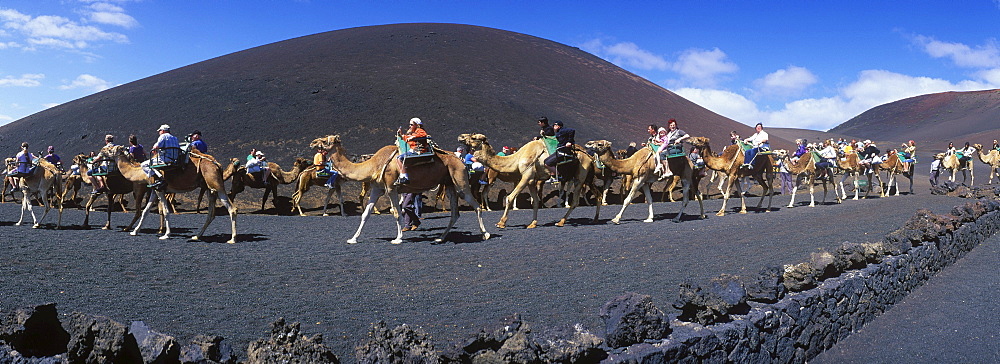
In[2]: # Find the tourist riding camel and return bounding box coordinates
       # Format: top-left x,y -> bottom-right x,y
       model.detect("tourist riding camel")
230,153 -> 306,212
77,151 -> 148,230
458,132 -> 601,229
103,140 -> 238,243
778,145 -> 840,208
879,150 -> 913,196
687,136 -> 774,216
972,143 -> 1000,184
290,156 -> 348,217
942,146 -> 974,186
12,142 -> 64,229
309,131 -> 490,245
835,150 -> 864,200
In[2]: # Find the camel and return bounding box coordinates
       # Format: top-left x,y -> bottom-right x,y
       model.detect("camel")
972,144 -> 1000,184
77,152 -> 148,230
231,157 -> 305,212
778,150 -> 840,207
310,135 -> 489,244
942,152 -> 974,186
835,152 -> 863,200
687,137 -> 774,216
14,159 -> 64,229
289,158 -> 350,216
458,133 -> 601,229
878,152 -> 912,196
102,145 -> 238,243
587,140 -> 705,223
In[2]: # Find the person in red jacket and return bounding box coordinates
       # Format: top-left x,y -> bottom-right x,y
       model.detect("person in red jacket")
395,117 -> 429,185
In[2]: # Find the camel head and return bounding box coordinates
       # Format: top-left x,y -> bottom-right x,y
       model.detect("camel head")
934,153 -> 945,160
687,136 -> 711,149
457,133 -> 490,151
772,149 -> 789,159
584,140 -> 612,153
72,154 -> 89,166
4,157 -> 15,168
973,144 -> 984,152
309,135 -> 341,151
293,157 -> 312,171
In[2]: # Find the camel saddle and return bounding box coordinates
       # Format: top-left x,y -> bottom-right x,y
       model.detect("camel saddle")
397,136 -> 435,167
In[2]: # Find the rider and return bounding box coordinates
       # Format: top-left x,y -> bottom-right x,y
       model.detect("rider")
858,140 -> 881,170
742,123 -> 769,168
655,118 -> 689,179
900,140 -> 916,171
43,146 -> 61,170
246,150 -> 270,187
791,139 -> 808,163
647,124 -> 662,150
188,130 -> 207,153
538,117 -> 555,138
313,146 -> 338,188
959,142 -> 975,166
128,134 -> 147,162
543,121 -> 576,180
147,124 -> 181,190
90,134 -> 117,194
14,142 -> 35,176
816,139 -> 838,178
395,117 -> 429,185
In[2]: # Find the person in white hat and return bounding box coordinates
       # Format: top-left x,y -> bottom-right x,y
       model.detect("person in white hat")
246,150 -> 270,186
146,124 -> 180,189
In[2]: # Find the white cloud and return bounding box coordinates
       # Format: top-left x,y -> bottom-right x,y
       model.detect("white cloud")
670,48 -> 738,88
977,68 -> 1000,85
753,66 -> 818,97
0,73 -> 44,87
913,35 -> 1000,69
59,74 -> 110,92
0,7 -> 129,51
679,70 -> 1000,131
82,2 -> 139,28
581,38 -> 669,71
0,41 -> 20,49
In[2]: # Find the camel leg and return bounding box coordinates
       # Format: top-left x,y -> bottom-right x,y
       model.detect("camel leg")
131,191 -> 163,237
612,175 -> 648,224
457,185 -> 490,241
81,192 -> 99,228
17,187 -> 33,226
556,181 -> 582,227
497,175 -> 534,229
589,180 -> 603,222
716,180 -> 734,216
337,185 -> 346,217
219,191 -> 238,244
261,186 -> 271,212
34,188 -> 52,228
192,192 -> 218,241
123,188 -> 147,232
808,176 -> 816,207
433,187 -> 462,243
348,186 -> 385,244
103,192 -> 113,229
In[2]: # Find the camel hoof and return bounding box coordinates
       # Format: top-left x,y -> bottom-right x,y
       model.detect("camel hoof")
347,239 -> 359,244
434,238 -> 444,244
556,219 -> 566,227
715,212 -> 725,217
226,240 -> 236,244
129,231 -> 138,236
32,224 -> 40,229
672,218 -> 681,223
159,235 -> 169,240
390,239 -> 403,245
643,218 -> 654,223
809,203 -> 815,207
786,204 -> 794,208
102,226 -> 110,230
739,210 -> 747,214
482,233 -> 491,240
526,221 -> 537,229
699,215 -> 707,219
322,213 -> 329,217
611,218 -> 621,225
191,236 -> 201,241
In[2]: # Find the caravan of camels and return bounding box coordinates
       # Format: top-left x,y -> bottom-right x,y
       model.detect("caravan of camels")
2,119 -> 993,245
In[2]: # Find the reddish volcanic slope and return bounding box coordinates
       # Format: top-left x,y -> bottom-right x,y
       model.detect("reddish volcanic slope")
0,23 -> 776,164
829,89 -> 1000,151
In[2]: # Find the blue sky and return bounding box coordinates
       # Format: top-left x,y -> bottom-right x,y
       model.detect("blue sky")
2,1 -> 1000,130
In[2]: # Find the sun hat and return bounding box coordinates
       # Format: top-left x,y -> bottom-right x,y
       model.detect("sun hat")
158,124 -> 170,131
409,117 -> 422,125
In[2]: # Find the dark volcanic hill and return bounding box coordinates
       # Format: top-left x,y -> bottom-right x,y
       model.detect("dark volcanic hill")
829,89 -> 1000,151
0,23 -> 778,165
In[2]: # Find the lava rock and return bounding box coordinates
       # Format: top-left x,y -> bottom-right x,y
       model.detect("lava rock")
180,335 -> 237,364
63,312 -> 143,364
129,321 -> 179,364
599,292 -> 670,348
246,318 -> 338,364
744,266 -> 786,303
355,321 -> 437,364
782,262 -> 817,292
674,275 -> 749,325
0,303 -> 70,358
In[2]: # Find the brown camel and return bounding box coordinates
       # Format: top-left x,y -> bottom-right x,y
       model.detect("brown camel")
688,137 -> 774,216
102,145 -> 238,243
78,151 -> 148,230
458,133 -> 601,229
835,151 -> 868,200
878,152 -> 911,196
585,140 -> 658,223
310,135 -> 489,244
942,152 -> 974,186
15,159 -> 64,229
60,166 -> 84,206
778,150 -> 840,207
230,158 -> 305,212
289,158 -> 350,217
972,144 -> 1000,184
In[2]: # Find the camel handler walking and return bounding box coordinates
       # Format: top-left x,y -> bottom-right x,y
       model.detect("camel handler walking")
395,117 -> 430,185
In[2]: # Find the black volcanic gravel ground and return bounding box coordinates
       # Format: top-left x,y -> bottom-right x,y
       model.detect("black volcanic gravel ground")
0,177 -> 979,362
